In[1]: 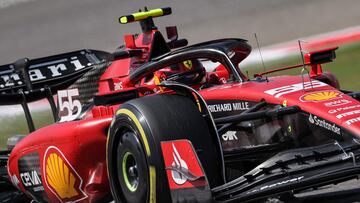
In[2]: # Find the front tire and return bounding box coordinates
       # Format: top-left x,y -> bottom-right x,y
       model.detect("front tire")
107,94 -> 223,203
116,131 -> 148,203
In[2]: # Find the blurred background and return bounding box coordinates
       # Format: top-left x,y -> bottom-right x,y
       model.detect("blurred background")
1,0 -> 360,148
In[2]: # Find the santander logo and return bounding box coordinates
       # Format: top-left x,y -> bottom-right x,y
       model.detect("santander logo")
171,144 -> 188,185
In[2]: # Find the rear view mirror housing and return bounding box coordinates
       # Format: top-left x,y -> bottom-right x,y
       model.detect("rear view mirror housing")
305,47 -> 338,64
304,47 -> 338,77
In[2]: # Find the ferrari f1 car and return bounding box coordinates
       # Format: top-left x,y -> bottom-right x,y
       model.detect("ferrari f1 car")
1,7 -> 360,203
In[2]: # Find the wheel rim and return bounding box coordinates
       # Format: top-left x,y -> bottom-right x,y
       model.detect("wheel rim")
122,151 -> 139,192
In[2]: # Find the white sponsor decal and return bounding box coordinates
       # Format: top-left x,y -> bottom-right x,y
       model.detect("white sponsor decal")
208,102 -> 249,113
325,99 -> 351,107
247,176 -> 304,194
309,114 -> 341,135
208,103 -> 231,112
58,89 -> 82,122
171,144 -> 188,185
345,117 -> 360,125
222,131 -> 238,141
114,82 -> 123,90
33,186 -> 45,192
20,170 -> 42,187
265,81 -> 328,98
329,104 -> 360,114
227,50 -> 235,58
336,110 -> 360,119
0,57 -> 85,89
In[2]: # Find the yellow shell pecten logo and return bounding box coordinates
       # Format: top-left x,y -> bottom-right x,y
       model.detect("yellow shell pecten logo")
44,147 -> 87,202
46,153 -> 79,198
302,91 -> 341,102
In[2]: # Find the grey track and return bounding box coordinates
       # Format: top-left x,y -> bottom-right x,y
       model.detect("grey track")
1,1 -> 360,201
0,0 -> 360,63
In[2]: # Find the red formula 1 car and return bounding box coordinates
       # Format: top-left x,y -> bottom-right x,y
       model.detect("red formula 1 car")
1,7 -> 360,203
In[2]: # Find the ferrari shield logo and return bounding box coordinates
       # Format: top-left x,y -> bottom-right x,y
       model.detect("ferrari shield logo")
183,60 -> 193,70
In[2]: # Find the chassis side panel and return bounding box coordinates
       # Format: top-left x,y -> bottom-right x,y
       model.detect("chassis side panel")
7,117 -> 112,203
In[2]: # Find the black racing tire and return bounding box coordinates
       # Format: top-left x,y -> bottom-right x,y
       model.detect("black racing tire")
107,94 -> 223,203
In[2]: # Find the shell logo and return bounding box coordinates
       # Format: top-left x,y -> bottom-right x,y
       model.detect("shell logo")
301,91 -> 341,102
43,147 -> 87,203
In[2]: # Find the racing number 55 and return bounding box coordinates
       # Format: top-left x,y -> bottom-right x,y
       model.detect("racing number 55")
57,89 -> 82,122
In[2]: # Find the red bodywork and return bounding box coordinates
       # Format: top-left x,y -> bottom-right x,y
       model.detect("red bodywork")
7,24 -> 360,203
8,117 -> 112,202
7,28 -> 172,203
202,77 -> 360,135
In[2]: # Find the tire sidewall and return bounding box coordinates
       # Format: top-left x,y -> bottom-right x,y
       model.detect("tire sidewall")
113,117 -> 149,203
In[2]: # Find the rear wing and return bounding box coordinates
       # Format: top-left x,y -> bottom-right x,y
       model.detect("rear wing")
0,46 -> 154,133
0,49 -> 109,105
0,49 -> 109,132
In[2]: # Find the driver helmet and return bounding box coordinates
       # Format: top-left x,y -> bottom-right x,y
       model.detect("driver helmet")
155,59 -> 206,85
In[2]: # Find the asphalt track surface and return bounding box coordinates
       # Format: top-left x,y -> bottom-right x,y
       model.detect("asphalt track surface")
1,1 -> 360,114
1,0 -> 360,63
1,0 -> 360,202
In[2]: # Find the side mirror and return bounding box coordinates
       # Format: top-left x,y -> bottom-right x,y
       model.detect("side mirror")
305,47 -> 338,64
304,47 -> 338,77
166,26 -> 178,41
166,26 -> 188,49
